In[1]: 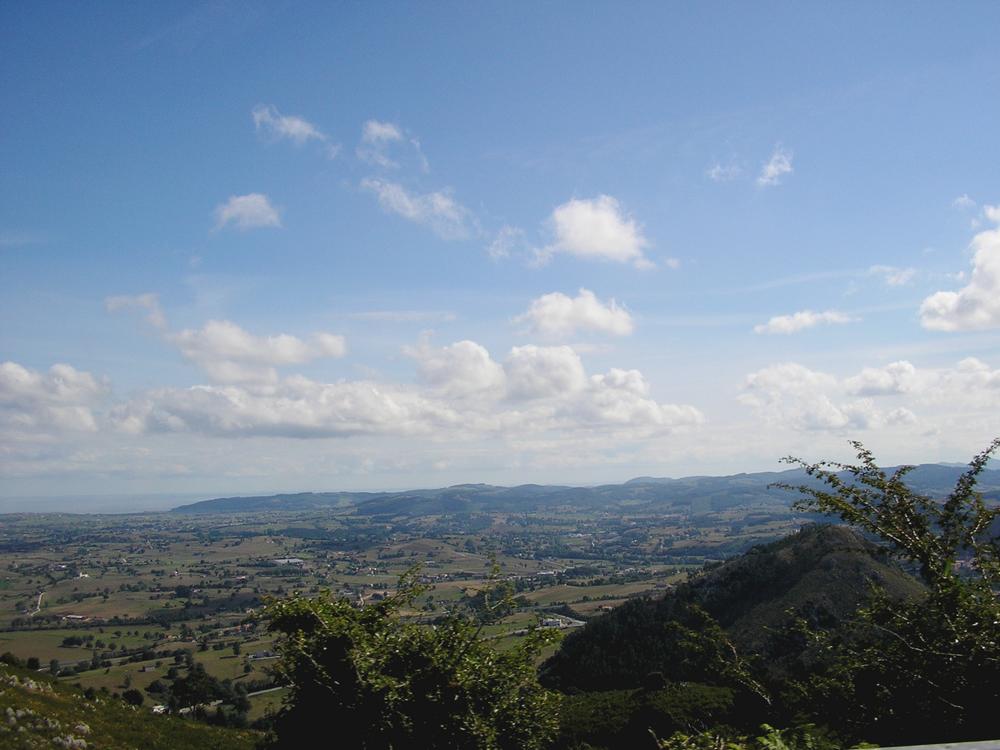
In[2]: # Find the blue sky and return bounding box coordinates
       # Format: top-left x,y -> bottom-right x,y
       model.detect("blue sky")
2,2 -> 999,505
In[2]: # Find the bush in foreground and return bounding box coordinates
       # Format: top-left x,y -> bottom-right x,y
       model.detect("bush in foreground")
263,568 -> 559,749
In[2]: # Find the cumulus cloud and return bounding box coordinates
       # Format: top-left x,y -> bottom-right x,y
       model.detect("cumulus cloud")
581,368 -> 704,428
0,361 -> 105,433
740,363 -> 856,430
407,339 -> 505,398
920,209 -> 1000,330
753,310 -> 855,335
504,345 -> 588,400
741,357 -> 1000,433
515,289 -> 634,338
113,378 -> 456,439
868,265 -> 916,286
952,194 -> 976,210
757,145 -> 793,187
169,320 -> 346,384
111,339 -> 702,441
539,195 -> 651,268
360,178 -> 472,239
104,293 -> 166,329
252,104 -> 327,146
844,361 -> 919,396
104,298 -> 347,386
213,193 -> 281,231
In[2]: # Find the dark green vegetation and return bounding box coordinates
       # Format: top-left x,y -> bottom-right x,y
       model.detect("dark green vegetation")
773,439 -> 1000,745
263,570 -> 558,749
539,524 -> 924,694
0,450 -> 996,748
536,441 -> 1000,748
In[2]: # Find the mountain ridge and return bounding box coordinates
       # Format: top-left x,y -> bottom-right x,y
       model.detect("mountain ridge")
170,463 -> 1000,515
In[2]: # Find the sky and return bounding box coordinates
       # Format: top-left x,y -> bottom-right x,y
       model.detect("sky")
2,2 -> 1000,508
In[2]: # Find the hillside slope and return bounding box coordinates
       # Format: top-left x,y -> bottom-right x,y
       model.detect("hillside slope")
0,664 -> 257,750
538,524 -> 924,692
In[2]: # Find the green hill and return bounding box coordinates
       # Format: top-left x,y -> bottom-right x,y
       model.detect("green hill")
0,663 -> 258,750
538,524 -> 924,693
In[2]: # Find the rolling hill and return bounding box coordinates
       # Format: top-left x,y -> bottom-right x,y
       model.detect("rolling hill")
170,463 -> 1000,515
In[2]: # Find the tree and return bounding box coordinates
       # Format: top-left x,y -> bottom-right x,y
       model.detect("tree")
262,567 -> 560,749
122,687 -> 144,706
168,663 -> 226,711
776,439 -> 1000,744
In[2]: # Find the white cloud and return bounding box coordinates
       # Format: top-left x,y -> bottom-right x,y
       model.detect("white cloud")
706,162 -> 742,182
114,378 -> 455,439
487,225 -> 527,261
741,363 -> 875,431
539,195 -> 652,268
753,309 -> 855,335
357,120 -> 405,168
741,357 -> 1000,434
360,178 -> 471,239
885,407 -> 918,426
844,361 -> 919,396
0,362 -> 105,433
515,289 -> 634,338
504,345 -> 588,400
408,339 -> 505,397
663,257 -> 681,270
920,209 -> 1000,330
868,264 -> 916,286
581,369 -> 704,428
932,357 -> 1000,400
169,320 -> 346,384
110,338 -> 702,441
213,193 -> 281,231
104,293 -> 166,329
757,145 -> 793,187
361,120 -> 403,144
952,194 -> 976,210
252,104 -> 327,145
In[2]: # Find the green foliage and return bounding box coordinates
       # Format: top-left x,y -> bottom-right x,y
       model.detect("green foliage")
539,595 -> 762,699
168,663 -> 226,711
538,524 -> 911,704
262,567 -> 560,749
654,724 -> 875,750
556,683 -> 734,749
778,438 -> 1000,587
776,439 -> 1000,744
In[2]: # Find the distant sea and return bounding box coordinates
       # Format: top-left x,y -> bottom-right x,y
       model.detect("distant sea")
0,493 -> 209,514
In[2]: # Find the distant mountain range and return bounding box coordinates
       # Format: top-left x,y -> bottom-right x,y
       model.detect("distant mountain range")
170,463 -> 1000,515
